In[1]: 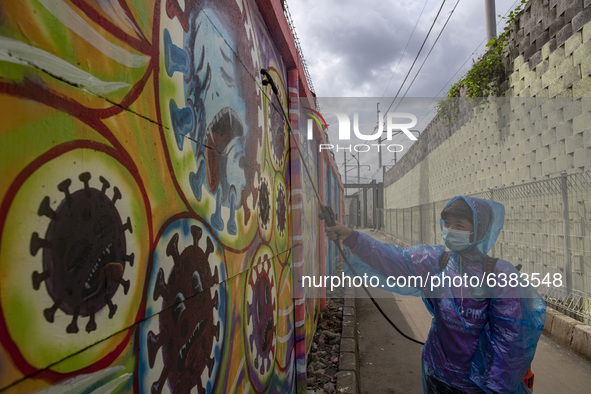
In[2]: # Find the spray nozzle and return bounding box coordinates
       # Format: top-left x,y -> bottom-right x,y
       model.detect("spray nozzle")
260,68 -> 279,95
318,205 -> 337,227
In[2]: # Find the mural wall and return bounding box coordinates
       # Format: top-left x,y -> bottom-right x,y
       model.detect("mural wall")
0,0 -> 341,392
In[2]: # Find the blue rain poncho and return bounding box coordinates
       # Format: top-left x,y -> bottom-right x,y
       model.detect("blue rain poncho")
343,196 -> 546,393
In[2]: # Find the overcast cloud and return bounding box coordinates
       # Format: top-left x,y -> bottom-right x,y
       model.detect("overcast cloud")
286,0 -> 521,184
287,0 -> 520,98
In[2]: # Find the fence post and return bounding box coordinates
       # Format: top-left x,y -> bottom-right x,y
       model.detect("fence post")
391,210 -> 393,236
419,204 -> 424,244
433,202 -> 437,244
401,209 -> 404,241
561,171 -> 572,295
490,188 -> 495,257
410,207 -> 413,244
391,210 -> 394,236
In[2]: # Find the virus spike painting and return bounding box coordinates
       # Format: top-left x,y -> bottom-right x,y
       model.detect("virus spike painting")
0,0 -> 341,392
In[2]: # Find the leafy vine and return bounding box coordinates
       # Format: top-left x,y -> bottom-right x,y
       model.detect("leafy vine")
437,0 -> 528,120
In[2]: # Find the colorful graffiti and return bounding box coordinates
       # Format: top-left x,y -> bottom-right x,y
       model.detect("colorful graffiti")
0,0 -> 340,393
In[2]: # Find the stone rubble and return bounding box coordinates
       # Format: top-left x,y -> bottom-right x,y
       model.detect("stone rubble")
306,263 -> 345,394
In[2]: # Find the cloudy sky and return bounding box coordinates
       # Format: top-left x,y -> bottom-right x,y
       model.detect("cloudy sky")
287,0 -> 520,98
286,0 -> 521,185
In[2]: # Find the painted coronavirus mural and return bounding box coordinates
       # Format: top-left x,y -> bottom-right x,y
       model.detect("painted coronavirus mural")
0,0 -> 339,392
31,171 -> 135,334
245,248 -> 277,391
143,220 -> 225,393
162,0 -> 262,242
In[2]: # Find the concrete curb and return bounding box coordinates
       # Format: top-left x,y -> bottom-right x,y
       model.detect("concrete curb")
336,286 -> 359,394
544,307 -> 591,362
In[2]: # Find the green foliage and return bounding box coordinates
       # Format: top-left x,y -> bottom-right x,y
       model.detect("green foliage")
437,0 -> 528,120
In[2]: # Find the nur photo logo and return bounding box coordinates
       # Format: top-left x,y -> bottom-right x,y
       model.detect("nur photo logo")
304,107 -> 418,153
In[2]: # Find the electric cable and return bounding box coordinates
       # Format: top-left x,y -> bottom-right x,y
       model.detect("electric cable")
417,0 -> 523,126
354,0 -> 450,176
392,0 -> 462,111
378,0 -> 461,135
379,0 -> 431,100
332,1 -> 449,178
382,0 -> 447,115
261,68 -> 426,346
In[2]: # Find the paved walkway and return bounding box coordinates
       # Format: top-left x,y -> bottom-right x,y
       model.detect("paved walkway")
356,290 -> 426,393
355,230 -> 591,394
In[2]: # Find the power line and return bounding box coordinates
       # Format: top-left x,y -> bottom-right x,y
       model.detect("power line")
348,0 -> 449,176
382,0 -> 448,115
416,0 -> 523,126
383,0 -> 461,131
379,0 -> 431,99
385,0 -> 524,170
394,0 -> 462,106
360,0 -> 525,183
350,0 -> 449,182
339,0 -> 524,183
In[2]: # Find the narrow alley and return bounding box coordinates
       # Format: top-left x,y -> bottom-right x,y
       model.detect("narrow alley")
355,230 -> 591,394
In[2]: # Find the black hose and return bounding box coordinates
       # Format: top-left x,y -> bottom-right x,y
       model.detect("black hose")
258,72 -> 427,346
332,240 -> 426,345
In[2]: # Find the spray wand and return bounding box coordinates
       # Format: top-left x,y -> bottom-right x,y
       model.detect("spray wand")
260,69 -> 425,345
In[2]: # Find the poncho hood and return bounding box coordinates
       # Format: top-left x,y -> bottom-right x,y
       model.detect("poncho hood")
440,196 -> 505,256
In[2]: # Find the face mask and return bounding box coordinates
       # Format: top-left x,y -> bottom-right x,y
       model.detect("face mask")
442,227 -> 473,252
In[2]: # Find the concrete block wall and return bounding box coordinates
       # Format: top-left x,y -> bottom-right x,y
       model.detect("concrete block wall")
383,0 -> 591,295
385,0 -> 591,209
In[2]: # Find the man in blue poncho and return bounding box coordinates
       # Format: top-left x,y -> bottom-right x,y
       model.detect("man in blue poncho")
325,196 -> 546,393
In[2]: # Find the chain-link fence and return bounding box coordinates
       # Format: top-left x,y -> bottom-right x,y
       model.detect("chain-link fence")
379,171 -> 591,324
344,195 -> 361,228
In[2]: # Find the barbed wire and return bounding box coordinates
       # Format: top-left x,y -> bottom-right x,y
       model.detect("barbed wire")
283,1 -> 317,104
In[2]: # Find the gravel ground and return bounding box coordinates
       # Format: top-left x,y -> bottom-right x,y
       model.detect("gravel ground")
306,263 -> 345,394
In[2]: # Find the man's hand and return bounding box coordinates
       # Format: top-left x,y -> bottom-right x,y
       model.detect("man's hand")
324,223 -> 353,242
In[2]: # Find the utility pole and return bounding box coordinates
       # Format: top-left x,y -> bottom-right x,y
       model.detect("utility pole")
357,151 -> 361,227
485,0 -> 497,42
356,152 -> 360,196
343,151 -> 348,188
347,153 -> 362,228
376,103 -> 392,182
377,103 -> 384,180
